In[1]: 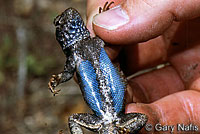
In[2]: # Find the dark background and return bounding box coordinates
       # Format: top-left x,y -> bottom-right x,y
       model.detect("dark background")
0,0 -> 93,133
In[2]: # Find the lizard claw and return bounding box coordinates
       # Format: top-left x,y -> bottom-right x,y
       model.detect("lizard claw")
99,1 -> 114,13
119,127 -> 130,134
48,74 -> 62,96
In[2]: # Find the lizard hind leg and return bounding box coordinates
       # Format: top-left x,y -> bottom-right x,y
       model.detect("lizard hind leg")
117,113 -> 148,133
68,113 -> 101,134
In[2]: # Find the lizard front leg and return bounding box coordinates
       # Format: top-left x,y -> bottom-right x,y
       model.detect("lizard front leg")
48,55 -> 75,96
48,73 -> 63,95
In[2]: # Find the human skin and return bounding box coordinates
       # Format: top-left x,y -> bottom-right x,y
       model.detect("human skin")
87,0 -> 200,133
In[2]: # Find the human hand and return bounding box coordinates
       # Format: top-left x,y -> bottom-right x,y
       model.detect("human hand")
87,0 -> 200,133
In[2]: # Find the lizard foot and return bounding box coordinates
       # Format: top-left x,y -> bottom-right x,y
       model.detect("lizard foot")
48,74 -> 62,96
99,1 -> 114,13
118,113 -> 148,133
68,113 -> 101,134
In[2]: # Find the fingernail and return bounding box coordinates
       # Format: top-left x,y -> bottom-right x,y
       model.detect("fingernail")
93,5 -> 129,30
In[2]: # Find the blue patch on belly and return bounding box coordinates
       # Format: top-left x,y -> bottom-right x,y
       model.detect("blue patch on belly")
99,48 -> 125,113
78,60 -> 103,116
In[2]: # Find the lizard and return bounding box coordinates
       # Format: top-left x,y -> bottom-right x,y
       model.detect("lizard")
48,3 -> 148,134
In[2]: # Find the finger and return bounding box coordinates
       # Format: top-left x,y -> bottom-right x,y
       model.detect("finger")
86,0 -> 105,36
127,44 -> 200,103
119,19 -> 200,75
93,0 -> 174,45
169,44 -> 200,89
86,0 -> 122,36
104,22 -> 178,70
126,66 -> 184,103
126,90 -> 200,133
118,35 -> 168,75
93,0 -> 200,45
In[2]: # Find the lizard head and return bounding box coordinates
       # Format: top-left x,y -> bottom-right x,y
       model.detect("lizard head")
54,8 -> 90,50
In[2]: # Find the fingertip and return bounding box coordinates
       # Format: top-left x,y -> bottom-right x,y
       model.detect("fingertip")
92,0 -> 174,45
92,3 -> 133,45
125,103 -> 159,125
93,5 -> 129,31
125,103 -> 149,114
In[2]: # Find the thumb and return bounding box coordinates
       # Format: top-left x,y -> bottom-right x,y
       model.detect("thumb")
92,0 -> 174,45
125,90 -> 200,133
